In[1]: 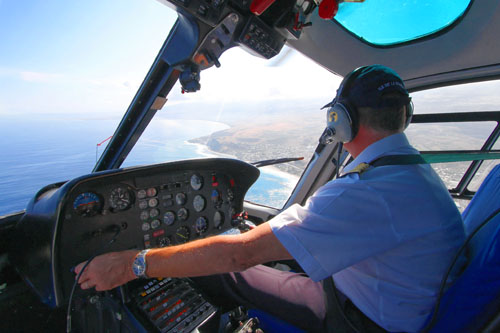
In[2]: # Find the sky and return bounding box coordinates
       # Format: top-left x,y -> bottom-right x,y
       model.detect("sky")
2,0 -> 500,119
0,0 -> 341,120
0,0 -> 177,116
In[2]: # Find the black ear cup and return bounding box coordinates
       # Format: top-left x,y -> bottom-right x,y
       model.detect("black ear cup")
404,100 -> 414,129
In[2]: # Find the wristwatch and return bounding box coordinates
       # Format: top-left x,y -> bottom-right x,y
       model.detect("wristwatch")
132,249 -> 151,278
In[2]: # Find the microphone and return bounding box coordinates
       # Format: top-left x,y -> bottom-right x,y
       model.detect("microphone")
319,127 -> 336,145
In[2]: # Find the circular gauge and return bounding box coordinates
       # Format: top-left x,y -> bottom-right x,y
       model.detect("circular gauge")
149,208 -> 160,218
146,187 -> 157,197
163,211 -> 176,226
177,208 -> 189,221
148,198 -> 159,208
139,200 -> 148,210
158,236 -> 171,247
193,195 -> 206,212
109,186 -> 133,211
137,189 -> 147,199
151,219 -> 161,229
73,192 -> 102,217
195,217 -> 208,234
141,222 -> 151,231
214,211 -> 224,229
227,188 -> 234,202
190,174 -> 204,191
140,211 -> 149,221
175,226 -> 190,244
176,193 -> 187,206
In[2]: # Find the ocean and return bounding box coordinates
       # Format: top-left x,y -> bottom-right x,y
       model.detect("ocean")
0,115 -> 297,216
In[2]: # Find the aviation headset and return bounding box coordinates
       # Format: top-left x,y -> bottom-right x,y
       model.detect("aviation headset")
320,65 -> 413,144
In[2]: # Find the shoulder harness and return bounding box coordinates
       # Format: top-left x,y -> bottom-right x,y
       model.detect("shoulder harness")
341,154 -> 427,178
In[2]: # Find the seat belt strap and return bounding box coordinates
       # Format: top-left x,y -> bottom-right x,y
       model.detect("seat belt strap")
341,154 -> 427,178
370,154 -> 426,167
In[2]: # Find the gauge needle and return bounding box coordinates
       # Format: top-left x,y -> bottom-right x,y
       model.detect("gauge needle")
177,233 -> 187,239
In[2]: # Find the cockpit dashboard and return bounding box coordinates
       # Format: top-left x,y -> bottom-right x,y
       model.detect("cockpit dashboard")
13,158 -> 259,309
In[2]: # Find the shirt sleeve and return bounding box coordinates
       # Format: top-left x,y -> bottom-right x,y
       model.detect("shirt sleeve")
269,179 -> 405,281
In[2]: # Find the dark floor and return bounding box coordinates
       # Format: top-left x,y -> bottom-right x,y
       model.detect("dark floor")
0,276 -> 66,332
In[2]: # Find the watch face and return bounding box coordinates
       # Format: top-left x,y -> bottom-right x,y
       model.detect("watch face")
133,262 -> 144,276
133,250 -> 148,278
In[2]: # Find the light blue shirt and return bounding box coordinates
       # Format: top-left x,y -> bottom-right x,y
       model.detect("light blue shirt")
269,133 -> 465,332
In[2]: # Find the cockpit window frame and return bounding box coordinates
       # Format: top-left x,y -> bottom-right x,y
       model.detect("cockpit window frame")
408,111 -> 500,200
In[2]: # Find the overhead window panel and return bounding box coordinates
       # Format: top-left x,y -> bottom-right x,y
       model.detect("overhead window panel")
334,0 -> 472,46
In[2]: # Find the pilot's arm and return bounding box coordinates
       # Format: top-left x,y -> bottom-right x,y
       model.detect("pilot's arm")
75,222 -> 292,291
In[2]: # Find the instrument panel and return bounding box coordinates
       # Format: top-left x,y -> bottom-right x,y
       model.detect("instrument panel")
14,158 -> 259,307
67,170 -> 238,249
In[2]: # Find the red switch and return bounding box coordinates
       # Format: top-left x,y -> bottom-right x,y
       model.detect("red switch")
250,0 -> 277,15
318,0 -> 339,20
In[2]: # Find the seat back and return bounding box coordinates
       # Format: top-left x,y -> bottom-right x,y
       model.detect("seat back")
429,164 -> 500,332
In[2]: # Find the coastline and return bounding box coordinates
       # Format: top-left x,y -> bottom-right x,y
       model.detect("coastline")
186,139 -> 299,207
186,140 -> 300,183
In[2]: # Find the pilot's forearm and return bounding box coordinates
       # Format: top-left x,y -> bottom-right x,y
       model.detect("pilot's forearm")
147,234 -> 251,278
148,222 -> 291,277
76,222 -> 292,291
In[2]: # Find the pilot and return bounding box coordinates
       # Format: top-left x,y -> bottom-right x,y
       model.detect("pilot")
75,65 -> 466,332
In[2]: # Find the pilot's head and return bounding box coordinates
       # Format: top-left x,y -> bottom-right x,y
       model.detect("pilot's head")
319,64 -> 412,145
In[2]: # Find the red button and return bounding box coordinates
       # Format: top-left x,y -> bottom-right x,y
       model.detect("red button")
153,229 -> 165,237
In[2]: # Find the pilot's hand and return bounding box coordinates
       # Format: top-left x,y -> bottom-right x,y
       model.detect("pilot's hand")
74,250 -> 139,291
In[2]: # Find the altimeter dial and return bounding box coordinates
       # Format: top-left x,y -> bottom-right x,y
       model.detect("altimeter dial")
109,186 -> 133,211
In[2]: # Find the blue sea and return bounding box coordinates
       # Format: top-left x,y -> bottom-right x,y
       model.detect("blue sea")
0,115 -> 296,216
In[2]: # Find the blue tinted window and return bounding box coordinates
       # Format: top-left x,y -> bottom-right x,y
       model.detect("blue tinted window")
334,0 -> 471,45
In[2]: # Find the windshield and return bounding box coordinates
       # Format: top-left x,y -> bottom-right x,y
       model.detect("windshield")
0,0 -> 176,215
124,47 -> 340,208
1,1 -> 498,216
0,0 -> 339,215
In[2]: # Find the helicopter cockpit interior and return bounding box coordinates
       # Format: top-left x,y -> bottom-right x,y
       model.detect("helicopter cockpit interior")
1,0 -> 500,332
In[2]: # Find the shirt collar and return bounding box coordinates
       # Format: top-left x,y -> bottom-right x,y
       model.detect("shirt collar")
343,133 -> 415,173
